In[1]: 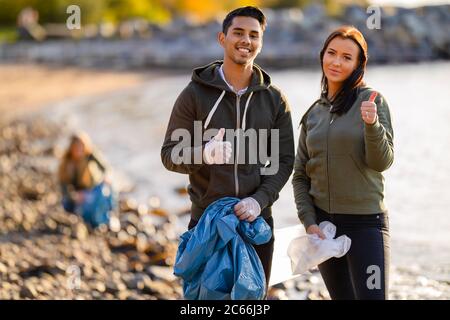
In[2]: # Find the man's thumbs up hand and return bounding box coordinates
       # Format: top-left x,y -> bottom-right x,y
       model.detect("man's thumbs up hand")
203,128 -> 232,165
361,92 -> 378,125
213,128 -> 225,141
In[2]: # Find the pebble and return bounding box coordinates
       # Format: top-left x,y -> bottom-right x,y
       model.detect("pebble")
0,117 -> 182,300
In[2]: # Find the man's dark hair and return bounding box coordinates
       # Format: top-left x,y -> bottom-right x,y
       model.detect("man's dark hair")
222,6 -> 267,34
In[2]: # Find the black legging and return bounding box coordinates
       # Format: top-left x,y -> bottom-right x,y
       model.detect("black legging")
188,216 -> 275,292
314,206 -> 390,300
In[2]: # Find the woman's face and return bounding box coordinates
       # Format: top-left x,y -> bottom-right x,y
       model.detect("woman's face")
70,140 -> 85,161
323,36 -> 360,85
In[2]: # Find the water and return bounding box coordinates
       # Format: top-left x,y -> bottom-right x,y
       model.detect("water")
43,61 -> 450,278
271,61 -> 450,272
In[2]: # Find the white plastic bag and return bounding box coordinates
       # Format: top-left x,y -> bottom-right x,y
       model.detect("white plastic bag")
287,221 -> 351,275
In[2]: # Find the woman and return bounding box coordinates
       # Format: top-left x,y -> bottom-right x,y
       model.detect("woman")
58,132 -> 115,228
292,26 -> 394,300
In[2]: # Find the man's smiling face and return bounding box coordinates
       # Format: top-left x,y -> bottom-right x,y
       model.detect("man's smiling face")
219,16 -> 263,66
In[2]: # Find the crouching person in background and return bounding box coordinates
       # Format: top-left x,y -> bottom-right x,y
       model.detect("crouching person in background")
58,132 -> 116,228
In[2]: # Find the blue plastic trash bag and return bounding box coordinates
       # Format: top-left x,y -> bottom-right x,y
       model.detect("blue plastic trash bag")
174,197 -> 272,300
76,182 -> 116,228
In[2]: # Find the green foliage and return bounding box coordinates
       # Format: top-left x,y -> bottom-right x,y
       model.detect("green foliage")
103,0 -> 170,23
0,26 -> 18,43
0,0 -> 369,26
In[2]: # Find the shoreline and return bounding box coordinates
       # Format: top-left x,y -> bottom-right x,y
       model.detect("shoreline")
1,63 -> 449,300
3,59 -> 449,121
0,63 -> 173,123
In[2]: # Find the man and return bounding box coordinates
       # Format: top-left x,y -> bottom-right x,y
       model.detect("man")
161,6 -> 294,291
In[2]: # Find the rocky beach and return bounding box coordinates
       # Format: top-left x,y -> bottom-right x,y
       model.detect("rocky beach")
0,116 -> 183,299
0,62 -> 449,300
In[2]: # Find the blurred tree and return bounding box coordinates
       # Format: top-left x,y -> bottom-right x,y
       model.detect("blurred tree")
0,0 -> 371,27
103,0 -> 170,24
224,1 -> 264,14
170,0 -> 263,23
0,0 -> 106,25
0,0 -> 33,25
39,0 -> 107,24
263,0 -> 311,9
0,0 -> 170,25
323,0 -> 370,17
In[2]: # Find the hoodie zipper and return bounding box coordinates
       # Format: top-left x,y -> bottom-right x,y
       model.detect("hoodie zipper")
326,104 -> 334,212
234,94 -> 241,197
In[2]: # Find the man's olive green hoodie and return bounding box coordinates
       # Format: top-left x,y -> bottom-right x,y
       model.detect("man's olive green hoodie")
292,86 -> 394,230
161,61 -> 295,221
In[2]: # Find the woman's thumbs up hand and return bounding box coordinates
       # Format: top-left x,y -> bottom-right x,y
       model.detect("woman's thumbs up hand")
361,92 -> 378,125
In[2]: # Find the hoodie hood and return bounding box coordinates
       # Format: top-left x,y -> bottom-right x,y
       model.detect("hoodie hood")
192,60 -> 271,93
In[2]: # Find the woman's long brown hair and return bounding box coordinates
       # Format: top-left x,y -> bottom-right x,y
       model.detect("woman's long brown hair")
58,132 -> 93,184
320,25 -> 368,115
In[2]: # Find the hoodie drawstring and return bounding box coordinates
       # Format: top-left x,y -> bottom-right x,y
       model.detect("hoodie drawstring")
203,90 -> 254,131
204,90 -> 226,130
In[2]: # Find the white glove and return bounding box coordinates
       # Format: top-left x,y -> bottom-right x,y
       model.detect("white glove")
234,197 -> 261,222
287,221 -> 351,275
203,128 -> 232,165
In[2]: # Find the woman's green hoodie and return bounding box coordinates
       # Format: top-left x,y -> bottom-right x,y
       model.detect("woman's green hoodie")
292,86 -> 394,229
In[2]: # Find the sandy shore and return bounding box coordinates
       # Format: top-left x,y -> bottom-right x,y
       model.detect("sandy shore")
0,63 -> 162,122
